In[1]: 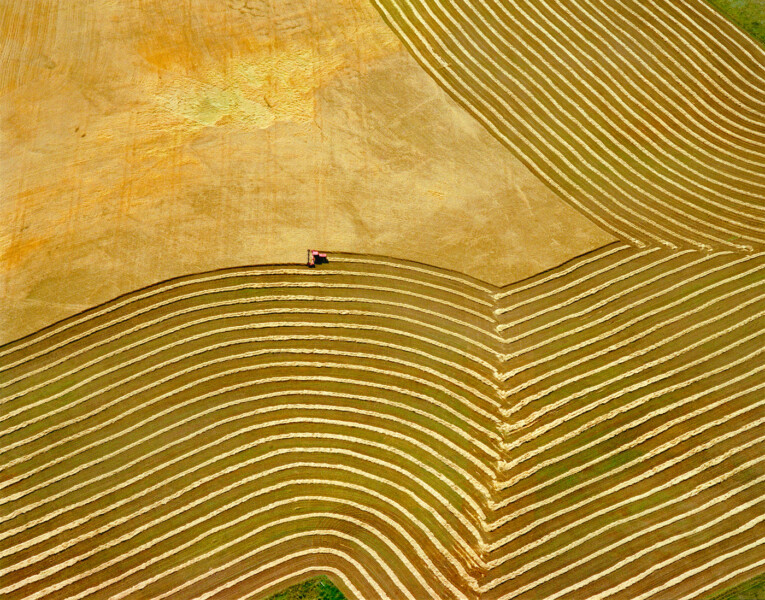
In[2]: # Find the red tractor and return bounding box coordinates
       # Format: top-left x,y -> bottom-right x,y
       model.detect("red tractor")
307,249 -> 328,268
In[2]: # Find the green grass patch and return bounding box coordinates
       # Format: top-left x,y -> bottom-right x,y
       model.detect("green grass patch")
265,576 -> 346,600
705,0 -> 765,45
705,573 -> 765,599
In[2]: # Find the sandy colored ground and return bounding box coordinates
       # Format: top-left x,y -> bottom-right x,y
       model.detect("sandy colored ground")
0,0 -> 613,344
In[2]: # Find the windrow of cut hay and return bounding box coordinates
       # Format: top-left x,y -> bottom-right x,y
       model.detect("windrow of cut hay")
0,256 -> 504,600
1,248 -> 763,599
371,0 -> 765,251
487,246 -> 765,600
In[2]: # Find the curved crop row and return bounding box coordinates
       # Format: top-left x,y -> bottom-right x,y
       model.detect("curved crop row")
488,247 -> 765,600
370,0 -> 765,251
1,250 -> 762,599
0,255 -> 503,600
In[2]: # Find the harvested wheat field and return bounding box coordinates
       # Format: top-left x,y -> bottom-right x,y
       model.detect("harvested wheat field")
1,248 -> 763,599
372,0 -> 765,251
1,0 -> 764,599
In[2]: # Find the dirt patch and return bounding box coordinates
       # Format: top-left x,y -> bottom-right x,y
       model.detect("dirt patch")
0,0 -> 612,344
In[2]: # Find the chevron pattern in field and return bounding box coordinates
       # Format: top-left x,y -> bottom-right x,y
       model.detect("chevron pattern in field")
370,0 -> 765,252
488,243 -> 765,600
1,248 -> 763,599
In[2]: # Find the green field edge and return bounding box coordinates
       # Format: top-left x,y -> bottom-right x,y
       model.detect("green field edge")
265,575 -> 347,600
704,0 -> 765,46
706,572 -> 765,600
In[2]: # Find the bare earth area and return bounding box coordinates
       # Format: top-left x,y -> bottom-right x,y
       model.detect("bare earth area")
0,0 -> 612,345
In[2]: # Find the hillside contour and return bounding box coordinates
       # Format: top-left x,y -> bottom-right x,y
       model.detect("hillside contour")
2,0 -> 764,597
1,248 -> 762,600
371,0 -> 765,251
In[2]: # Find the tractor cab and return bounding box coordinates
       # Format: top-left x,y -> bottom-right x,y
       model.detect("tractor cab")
307,250 -> 328,268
